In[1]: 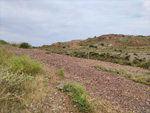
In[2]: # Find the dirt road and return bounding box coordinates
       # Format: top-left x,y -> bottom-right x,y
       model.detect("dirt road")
6,46 -> 150,113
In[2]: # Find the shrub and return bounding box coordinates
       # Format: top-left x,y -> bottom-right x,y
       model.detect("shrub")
89,45 -> 97,48
0,69 -> 33,112
101,43 -> 104,46
138,60 -> 150,70
0,47 -> 46,112
0,48 -> 13,65
55,68 -> 64,77
20,42 -> 31,48
7,56 -> 43,76
133,59 -> 139,64
57,82 -> 93,112
125,55 -> 130,61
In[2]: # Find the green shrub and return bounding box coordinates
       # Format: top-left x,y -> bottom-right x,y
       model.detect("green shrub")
57,82 -> 93,112
89,45 -> 97,48
0,68 -> 33,111
0,48 -> 13,65
0,47 -> 46,112
138,60 -> 150,70
133,59 -> 139,64
55,68 -> 64,77
20,42 -> 31,48
7,56 -> 43,76
101,43 -> 104,46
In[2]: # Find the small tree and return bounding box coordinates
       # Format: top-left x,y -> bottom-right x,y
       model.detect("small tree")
101,43 -> 104,46
20,42 -> 31,48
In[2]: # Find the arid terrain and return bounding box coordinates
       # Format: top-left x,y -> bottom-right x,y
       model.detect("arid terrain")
5,46 -> 150,113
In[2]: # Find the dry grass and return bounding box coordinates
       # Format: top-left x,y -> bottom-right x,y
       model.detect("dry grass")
94,65 -> 150,85
90,96 -> 124,113
0,47 -> 52,112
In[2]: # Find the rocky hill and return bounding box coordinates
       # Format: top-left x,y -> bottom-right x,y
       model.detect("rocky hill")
41,34 -> 150,48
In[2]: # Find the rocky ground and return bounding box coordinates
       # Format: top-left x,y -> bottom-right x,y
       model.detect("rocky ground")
6,46 -> 150,113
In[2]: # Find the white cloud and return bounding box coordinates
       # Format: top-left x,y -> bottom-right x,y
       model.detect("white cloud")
0,0 -> 150,46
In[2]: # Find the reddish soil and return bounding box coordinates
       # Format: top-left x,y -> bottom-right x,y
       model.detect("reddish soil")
6,46 -> 150,113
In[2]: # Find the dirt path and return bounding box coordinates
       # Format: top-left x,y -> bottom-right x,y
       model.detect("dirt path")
6,46 -> 150,113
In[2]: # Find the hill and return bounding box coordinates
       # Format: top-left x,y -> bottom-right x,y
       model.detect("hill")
39,34 -> 150,71
41,34 -> 150,49
79,34 -> 150,46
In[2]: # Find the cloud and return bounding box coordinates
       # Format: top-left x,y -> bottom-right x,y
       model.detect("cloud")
0,0 -> 150,46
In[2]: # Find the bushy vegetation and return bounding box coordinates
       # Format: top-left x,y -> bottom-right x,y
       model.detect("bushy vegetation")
89,45 -> 97,48
57,82 -> 94,112
0,48 -> 45,112
7,56 -> 43,76
0,69 -> 33,112
20,42 -> 31,48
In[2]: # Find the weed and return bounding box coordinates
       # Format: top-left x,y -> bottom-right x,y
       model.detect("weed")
55,68 -> 64,78
57,82 -> 94,112
92,86 -> 99,90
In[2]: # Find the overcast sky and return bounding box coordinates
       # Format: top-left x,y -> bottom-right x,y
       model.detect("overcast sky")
0,0 -> 150,46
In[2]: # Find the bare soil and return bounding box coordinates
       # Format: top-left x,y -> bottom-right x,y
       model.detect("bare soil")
6,46 -> 150,113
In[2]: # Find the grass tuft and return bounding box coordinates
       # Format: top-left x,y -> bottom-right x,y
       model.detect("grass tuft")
57,82 -> 94,113
55,68 -> 64,78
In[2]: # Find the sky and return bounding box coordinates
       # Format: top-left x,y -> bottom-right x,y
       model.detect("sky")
0,0 -> 150,46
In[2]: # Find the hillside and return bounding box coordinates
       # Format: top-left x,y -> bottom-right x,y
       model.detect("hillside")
5,46 -> 150,113
79,34 -> 150,46
39,34 -> 150,71
41,34 -> 150,48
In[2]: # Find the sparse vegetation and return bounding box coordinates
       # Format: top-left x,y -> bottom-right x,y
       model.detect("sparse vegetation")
55,68 -> 65,78
138,60 -> 150,70
94,65 -> 127,75
94,65 -> 150,85
57,82 -> 94,113
1,34 -> 150,112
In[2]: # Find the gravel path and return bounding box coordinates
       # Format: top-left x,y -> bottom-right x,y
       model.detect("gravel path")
6,46 -> 150,113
